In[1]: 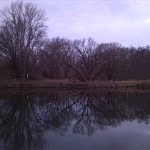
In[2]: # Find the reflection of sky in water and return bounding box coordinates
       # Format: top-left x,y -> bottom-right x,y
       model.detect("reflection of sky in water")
0,90 -> 150,149
45,121 -> 150,150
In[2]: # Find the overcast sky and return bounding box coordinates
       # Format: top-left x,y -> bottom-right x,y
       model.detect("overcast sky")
0,0 -> 150,47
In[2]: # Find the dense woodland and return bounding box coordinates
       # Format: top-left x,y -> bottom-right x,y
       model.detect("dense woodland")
0,1 -> 150,81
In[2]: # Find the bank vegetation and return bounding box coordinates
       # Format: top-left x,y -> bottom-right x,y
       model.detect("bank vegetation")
0,2 -> 150,88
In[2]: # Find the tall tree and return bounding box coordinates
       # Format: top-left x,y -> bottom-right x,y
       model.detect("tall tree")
0,1 -> 47,79
97,43 -> 124,80
65,38 -> 102,81
39,37 -> 71,79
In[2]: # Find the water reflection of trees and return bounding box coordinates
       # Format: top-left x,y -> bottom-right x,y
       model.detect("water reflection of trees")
0,94 -> 46,150
0,90 -> 150,149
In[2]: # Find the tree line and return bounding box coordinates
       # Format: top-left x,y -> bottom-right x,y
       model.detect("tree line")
0,1 -> 150,81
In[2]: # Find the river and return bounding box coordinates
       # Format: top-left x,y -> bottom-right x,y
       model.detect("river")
0,89 -> 149,150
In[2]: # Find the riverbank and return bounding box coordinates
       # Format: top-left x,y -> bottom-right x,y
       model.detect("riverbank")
0,79 -> 150,89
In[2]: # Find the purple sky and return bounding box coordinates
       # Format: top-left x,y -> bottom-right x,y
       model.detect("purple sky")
0,0 -> 150,47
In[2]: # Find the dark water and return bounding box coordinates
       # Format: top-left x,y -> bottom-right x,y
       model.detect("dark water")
0,89 -> 150,150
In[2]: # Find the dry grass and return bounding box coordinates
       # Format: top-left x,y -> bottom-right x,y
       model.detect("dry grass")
0,79 -> 150,89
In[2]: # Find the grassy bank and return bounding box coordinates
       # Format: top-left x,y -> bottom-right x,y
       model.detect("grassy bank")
0,79 -> 150,89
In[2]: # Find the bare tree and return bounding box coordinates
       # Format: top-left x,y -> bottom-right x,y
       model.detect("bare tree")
126,46 -> 150,80
65,38 -> 103,81
0,1 -> 47,79
97,43 -> 124,80
39,37 -> 71,79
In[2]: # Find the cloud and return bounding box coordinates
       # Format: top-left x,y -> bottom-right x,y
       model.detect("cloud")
0,0 -> 150,46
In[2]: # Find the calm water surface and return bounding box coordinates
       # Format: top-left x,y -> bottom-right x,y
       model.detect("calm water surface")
0,89 -> 150,150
